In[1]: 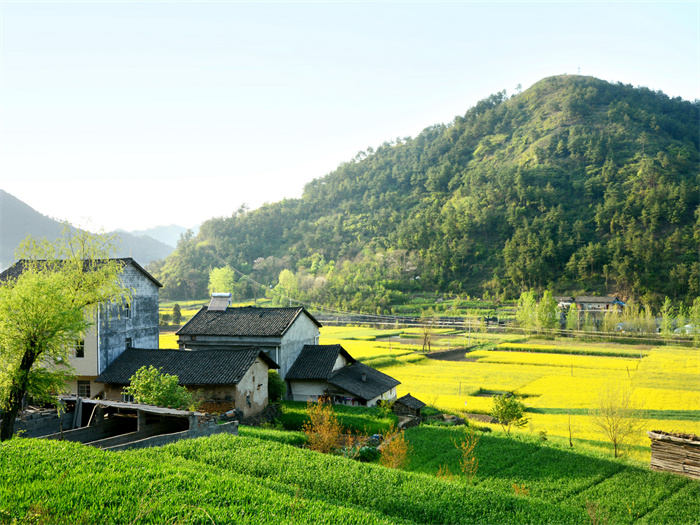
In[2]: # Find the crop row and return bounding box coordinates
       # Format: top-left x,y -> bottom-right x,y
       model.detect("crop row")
159,433 -> 587,524
496,342 -> 650,358
0,439 -> 400,525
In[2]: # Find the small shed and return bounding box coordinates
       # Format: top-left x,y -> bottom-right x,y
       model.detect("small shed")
393,393 -> 426,418
648,430 -> 700,480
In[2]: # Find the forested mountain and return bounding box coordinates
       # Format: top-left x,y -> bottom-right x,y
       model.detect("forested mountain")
149,75 -> 699,310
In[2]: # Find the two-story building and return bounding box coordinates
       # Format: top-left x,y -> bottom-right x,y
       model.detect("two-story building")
0,258 -> 162,399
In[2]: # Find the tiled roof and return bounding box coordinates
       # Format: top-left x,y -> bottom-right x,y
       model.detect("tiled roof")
285,345 -> 355,380
95,347 -> 278,386
0,258 -> 162,288
327,362 -> 400,402
575,296 -> 618,303
395,393 -> 426,410
175,306 -> 321,337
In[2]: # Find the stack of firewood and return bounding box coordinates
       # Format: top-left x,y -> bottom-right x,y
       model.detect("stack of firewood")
648,430 -> 700,480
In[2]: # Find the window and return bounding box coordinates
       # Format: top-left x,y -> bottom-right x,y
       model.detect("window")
125,337 -> 132,350
124,301 -> 131,318
75,339 -> 85,358
121,393 -> 134,403
77,381 -> 91,398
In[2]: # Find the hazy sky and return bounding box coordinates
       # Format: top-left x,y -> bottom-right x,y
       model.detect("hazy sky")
2,1 -> 698,232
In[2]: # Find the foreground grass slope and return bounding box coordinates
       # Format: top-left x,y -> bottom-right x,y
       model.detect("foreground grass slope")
2,428 -> 699,524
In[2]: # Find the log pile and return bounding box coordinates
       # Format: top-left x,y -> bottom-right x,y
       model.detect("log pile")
647,430 -> 700,480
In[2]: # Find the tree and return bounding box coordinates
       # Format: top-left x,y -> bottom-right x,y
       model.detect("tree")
590,382 -> 644,457
208,266 -> 236,296
420,308 -> 437,351
172,303 -> 182,325
0,228 -> 127,441
516,291 -> 537,337
268,370 -> 286,402
490,393 -> 528,434
659,297 -> 674,337
566,305 -> 580,332
536,290 -> 558,332
123,365 -> 198,410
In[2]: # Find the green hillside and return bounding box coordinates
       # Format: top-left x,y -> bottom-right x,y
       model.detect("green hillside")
149,75 -> 699,308
2,429 -> 698,524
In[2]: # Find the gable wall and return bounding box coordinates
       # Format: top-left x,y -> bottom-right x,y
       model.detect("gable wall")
98,264 -> 160,374
278,314 -> 320,379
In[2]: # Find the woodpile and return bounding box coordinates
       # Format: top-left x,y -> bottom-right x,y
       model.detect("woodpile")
648,430 -> 700,480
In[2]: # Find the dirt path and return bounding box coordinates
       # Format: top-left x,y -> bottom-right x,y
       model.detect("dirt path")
424,348 -> 477,362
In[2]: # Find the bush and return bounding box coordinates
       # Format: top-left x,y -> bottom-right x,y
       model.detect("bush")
124,365 -> 199,410
267,370 -> 286,402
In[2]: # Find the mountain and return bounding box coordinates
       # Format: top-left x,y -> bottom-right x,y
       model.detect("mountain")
0,190 -> 175,270
149,75 -> 700,309
126,224 -> 198,249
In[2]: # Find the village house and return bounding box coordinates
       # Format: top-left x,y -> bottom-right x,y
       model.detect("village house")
175,298 -> 321,379
0,258 -> 161,399
574,295 -> 625,312
285,344 -> 400,406
95,347 -> 278,417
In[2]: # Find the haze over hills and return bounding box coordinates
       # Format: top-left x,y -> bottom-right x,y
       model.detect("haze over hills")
0,190 -> 176,270
120,225 -> 198,250
150,75 -> 699,309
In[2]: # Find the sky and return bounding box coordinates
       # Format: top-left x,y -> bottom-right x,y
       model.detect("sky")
2,1 -> 698,232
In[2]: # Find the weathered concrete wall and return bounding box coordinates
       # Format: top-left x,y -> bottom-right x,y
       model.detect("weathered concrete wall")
11,410 -> 75,438
98,263 -> 160,374
278,315 -> 320,379
87,420 -> 181,448
289,380 -> 329,402
104,421 -> 239,451
43,418 -> 128,443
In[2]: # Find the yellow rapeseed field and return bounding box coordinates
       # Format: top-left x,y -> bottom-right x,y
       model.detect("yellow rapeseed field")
320,326 -> 700,460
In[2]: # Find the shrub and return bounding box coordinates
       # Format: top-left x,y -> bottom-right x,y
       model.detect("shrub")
490,394 -> 528,435
380,425 -> 410,469
124,365 -> 199,410
302,397 -> 343,454
267,370 -> 286,402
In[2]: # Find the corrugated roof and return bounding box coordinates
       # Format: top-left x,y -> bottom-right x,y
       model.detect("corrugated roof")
285,345 -> 355,380
395,393 -> 426,410
0,258 -> 162,288
175,306 -> 321,337
327,362 -> 400,401
95,347 -> 278,386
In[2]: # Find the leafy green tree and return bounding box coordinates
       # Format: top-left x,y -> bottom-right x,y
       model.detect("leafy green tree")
536,290 -> 558,332
208,267 -> 236,296
566,305 -> 580,332
172,304 -> 182,325
659,297 -> 674,337
690,297 -> 700,347
124,365 -> 199,410
516,291 -> 537,337
0,228 -> 127,441
490,394 -> 528,435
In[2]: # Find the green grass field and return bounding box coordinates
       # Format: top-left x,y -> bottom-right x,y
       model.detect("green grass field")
3,426 -> 698,524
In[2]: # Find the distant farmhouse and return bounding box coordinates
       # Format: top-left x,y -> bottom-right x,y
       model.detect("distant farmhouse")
0,258 -> 161,399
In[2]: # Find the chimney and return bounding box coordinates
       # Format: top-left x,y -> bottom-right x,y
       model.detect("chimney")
361,373 -> 367,382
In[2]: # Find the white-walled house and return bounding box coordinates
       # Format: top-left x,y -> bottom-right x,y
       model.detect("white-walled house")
175,303 -> 321,379
286,344 -> 400,406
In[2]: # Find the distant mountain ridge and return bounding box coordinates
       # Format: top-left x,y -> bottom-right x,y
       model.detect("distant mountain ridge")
0,190 -> 175,270
124,224 -> 199,249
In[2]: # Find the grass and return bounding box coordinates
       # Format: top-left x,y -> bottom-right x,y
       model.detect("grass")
3,426 -> 698,524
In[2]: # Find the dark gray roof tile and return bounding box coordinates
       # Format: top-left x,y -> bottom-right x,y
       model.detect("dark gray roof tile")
95,347 -> 278,386
175,306 -> 321,337
285,345 -> 355,380
327,362 -> 400,401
